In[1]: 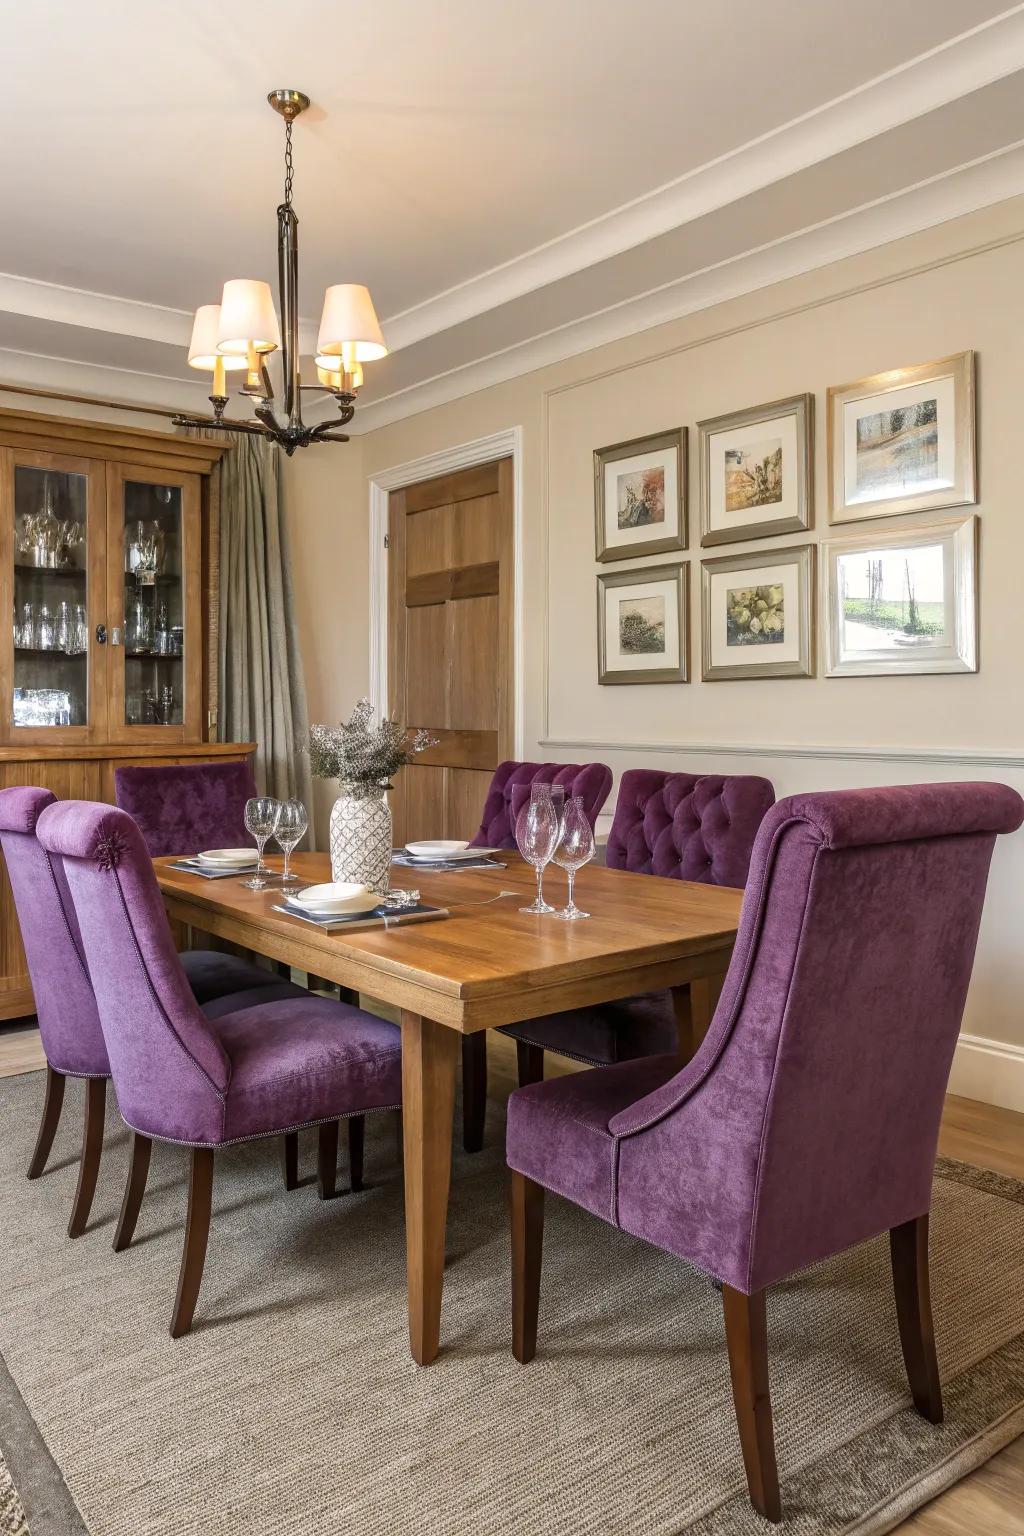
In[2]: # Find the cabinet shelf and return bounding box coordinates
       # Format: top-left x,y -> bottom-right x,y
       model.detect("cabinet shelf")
14,562 -> 86,579
13,646 -> 86,658
124,650 -> 183,661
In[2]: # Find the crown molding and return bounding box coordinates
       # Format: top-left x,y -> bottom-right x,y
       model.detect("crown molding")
351,141 -> 1024,432
383,4 -> 1024,350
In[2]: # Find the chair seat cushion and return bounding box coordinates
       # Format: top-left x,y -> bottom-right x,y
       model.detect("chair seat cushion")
201,980 -> 310,1020
215,996 -> 403,1143
180,949 -> 284,1005
499,991 -> 677,1065
506,1055 -> 680,1224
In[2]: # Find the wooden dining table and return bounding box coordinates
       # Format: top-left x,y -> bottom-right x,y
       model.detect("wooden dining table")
155,851 -> 743,1365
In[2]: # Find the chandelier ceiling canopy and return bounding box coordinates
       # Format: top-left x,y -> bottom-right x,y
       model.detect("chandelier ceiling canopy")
174,89 -> 386,454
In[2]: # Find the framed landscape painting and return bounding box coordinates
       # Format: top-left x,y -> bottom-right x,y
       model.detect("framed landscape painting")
828,352 -> 975,523
821,515 -> 977,676
597,562 -> 688,684
701,545 -> 814,680
698,393 -> 813,545
594,428 -> 687,562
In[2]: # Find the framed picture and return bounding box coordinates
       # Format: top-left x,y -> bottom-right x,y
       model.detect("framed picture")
821,515 -> 977,676
827,351 -> 976,523
597,562 -> 689,684
701,545 -> 814,681
698,393 -> 813,546
594,428 -> 687,562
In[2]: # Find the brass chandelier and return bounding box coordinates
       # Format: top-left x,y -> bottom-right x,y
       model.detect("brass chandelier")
173,90 -> 386,454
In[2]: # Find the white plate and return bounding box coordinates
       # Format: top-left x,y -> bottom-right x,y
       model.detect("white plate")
403,840 -> 490,861
198,847 -> 258,867
290,881 -> 378,916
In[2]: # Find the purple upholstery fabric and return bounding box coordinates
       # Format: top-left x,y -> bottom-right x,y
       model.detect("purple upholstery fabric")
36,800 -> 402,1147
113,760 -> 258,858
503,769 -> 775,1064
507,782 -> 1023,1293
468,760 -> 612,849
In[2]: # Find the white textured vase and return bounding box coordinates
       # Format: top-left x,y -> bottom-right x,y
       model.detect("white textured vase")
329,785 -> 392,894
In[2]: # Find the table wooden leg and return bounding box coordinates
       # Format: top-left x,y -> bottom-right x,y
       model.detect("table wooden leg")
689,972 -> 727,1050
401,1010 -> 459,1366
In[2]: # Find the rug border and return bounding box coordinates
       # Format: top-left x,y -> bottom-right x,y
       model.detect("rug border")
0,1349 -> 89,1536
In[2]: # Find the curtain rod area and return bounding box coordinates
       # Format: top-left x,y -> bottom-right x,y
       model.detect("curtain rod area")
0,379 -> 181,421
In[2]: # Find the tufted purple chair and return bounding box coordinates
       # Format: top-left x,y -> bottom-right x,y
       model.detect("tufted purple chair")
0,786 -> 304,1239
37,800 -> 403,1337
460,758 -> 613,1154
468,760 -> 612,850
113,759 -> 258,858
506,782 -> 1024,1521
500,769 -> 775,1081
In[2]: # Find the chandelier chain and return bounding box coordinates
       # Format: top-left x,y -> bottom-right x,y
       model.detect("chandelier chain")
284,118 -> 294,208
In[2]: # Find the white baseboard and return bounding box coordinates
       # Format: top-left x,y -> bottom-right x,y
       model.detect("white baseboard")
949,1032 -> 1024,1114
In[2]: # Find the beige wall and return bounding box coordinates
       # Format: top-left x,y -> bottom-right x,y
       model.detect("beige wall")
286,196 -> 1024,1096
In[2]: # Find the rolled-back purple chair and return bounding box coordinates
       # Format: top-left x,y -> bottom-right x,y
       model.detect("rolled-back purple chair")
37,800 -> 403,1336
460,757 -> 613,1154
469,760 -> 612,849
113,758 -> 257,857
501,769 -> 775,1080
506,782 -> 1023,1521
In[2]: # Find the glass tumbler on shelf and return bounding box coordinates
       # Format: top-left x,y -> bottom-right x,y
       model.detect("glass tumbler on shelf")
273,799 -> 308,883
515,791 -> 560,915
552,797 -> 596,921
34,605 -> 54,652
243,798 -> 281,890
16,601 -> 34,649
56,601 -> 71,654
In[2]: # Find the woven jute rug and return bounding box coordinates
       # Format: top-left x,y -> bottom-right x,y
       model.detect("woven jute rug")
1,1069 -> 1022,1536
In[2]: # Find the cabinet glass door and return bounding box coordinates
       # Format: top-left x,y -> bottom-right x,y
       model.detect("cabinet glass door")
108,465 -> 201,742
2,449 -> 105,741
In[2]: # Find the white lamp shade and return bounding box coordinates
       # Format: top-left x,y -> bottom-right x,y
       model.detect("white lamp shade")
187,306 -> 247,371
217,279 -> 281,355
317,284 -> 387,361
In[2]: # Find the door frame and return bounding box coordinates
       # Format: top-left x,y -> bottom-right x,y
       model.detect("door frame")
367,426 -> 525,757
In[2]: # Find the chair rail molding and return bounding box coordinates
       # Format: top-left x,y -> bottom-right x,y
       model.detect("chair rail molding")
538,737 -> 1024,769
368,427 -> 525,757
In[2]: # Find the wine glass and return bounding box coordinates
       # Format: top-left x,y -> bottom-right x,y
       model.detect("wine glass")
552,797 -> 595,921
243,797 -> 281,890
273,799 -> 308,883
515,793 -> 559,914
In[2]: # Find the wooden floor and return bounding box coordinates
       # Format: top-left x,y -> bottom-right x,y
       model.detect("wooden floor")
1,1020 -> 1022,1534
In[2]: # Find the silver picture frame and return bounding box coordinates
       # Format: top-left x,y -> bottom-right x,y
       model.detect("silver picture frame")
594,428 -> 687,562
597,561 -> 689,685
701,544 -> 815,681
698,393 -> 813,546
821,514 -> 978,677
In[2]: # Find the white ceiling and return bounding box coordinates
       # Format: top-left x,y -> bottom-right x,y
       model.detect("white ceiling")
2,0 -> 1024,429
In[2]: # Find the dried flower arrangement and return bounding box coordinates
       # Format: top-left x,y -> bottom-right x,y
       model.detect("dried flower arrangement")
306,699 -> 436,790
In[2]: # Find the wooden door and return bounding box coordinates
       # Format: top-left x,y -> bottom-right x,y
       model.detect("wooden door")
388,458 -> 514,845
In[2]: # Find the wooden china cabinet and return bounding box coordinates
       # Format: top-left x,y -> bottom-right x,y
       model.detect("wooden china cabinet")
0,407 -> 256,1021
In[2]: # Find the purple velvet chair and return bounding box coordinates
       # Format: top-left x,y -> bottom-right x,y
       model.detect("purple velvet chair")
462,758 -> 613,1153
501,770 -> 775,1080
0,786 -> 302,1238
37,799 -> 403,1337
113,759 -> 258,858
506,782 -> 1023,1522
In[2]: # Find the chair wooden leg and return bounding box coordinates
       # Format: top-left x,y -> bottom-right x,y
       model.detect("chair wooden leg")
113,1132 -> 152,1251
394,1108 -> 404,1166
516,1041 -> 545,1088
890,1213 -> 943,1424
281,1131 -> 299,1191
347,1116 -> 365,1192
27,1065 -> 65,1179
317,1121 -> 339,1200
722,1285 -> 781,1523
67,1077 -> 107,1239
510,1171 -> 545,1364
170,1148 -> 214,1338
461,1032 -> 487,1153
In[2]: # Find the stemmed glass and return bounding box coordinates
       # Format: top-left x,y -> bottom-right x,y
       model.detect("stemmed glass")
552,797 -> 595,921
515,783 -> 564,915
273,799 -> 308,883
243,797 -> 281,890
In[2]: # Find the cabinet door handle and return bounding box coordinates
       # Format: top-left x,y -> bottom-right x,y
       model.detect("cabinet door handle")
111,626 -> 123,647
95,624 -> 107,645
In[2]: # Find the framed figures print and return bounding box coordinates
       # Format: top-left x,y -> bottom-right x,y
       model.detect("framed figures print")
597,562 -> 689,684
821,515 -> 977,676
827,351 -> 976,524
594,428 -> 687,562
698,393 -> 813,546
701,545 -> 814,681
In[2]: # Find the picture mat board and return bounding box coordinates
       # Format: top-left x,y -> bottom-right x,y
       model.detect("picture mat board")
597,563 -> 688,684
701,545 -> 815,680
700,394 -> 813,545
594,429 -> 686,560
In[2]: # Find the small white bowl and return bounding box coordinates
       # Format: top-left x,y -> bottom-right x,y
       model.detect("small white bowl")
291,881 -> 378,915
198,847 -> 258,868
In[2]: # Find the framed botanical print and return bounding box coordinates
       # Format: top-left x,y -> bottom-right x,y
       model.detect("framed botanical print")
701,545 -> 814,681
821,515 -> 977,676
698,393 -> 813,546
594,428 -> 687,562
827,351 -> 976,523
597,562 -> 689,684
